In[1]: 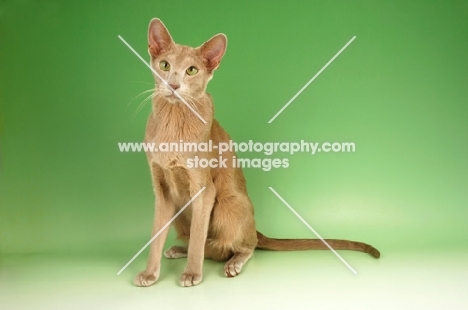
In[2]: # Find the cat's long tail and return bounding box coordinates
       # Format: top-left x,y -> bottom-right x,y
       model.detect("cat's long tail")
255,231 -> 380,258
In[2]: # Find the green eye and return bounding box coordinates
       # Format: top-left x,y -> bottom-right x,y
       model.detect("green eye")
159,60 -> 171,71
186,66 -> 198,76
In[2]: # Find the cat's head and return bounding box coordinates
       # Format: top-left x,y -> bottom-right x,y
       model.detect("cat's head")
148,18 -> 227,103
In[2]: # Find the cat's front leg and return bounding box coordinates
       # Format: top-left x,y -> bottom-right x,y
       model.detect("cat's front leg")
134,164 -> 174,287
180,177 -> 216,287
134,197 -> 174,286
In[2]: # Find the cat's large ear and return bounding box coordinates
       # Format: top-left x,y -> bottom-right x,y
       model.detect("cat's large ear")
200,34 -> 227,72
148,18 -> 173,58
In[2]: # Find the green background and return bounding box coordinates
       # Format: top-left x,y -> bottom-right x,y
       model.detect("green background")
1,0 -> 467,309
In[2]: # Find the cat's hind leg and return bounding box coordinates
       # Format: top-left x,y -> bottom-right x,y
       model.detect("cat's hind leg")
209,194 -> 257,277
164,246 -> 188,259
224,249 -> 254,277
166,209 -> 191,259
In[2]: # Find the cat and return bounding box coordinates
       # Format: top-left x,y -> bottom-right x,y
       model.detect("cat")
133,18 -> 380,288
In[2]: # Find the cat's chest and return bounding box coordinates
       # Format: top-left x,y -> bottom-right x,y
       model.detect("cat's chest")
144,115 -> 208,169
145,134 -> 189,169
163,166 -> 192,207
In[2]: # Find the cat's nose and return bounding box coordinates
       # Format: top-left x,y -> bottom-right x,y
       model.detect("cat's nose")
169,83 -> 180,90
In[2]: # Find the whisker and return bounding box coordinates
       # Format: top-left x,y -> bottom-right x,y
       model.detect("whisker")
189,96 -> 205,113
126,88 -> 156,111
131,90 -> 158,122
185,95 -> 202,115
129,80 -> 154,86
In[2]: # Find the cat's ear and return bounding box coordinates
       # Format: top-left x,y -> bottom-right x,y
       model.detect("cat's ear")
148,18 -> 173,58
200,34 -> 227,72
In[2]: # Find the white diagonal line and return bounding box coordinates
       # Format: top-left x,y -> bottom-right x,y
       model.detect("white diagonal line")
118,35 -> 207,124
117,187 -> 206,275
268,186 -> 357,274
268,36 -> 356,123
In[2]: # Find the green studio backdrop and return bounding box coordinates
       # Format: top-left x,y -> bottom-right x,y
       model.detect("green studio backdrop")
1,0 -> 467,280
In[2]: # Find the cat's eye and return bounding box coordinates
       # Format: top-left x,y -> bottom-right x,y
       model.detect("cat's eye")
159,60 -> 171,71
186,66 -> 199,76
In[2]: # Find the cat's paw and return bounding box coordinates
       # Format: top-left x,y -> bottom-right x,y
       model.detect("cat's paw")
164,246 -> 188,259
179,272 -> 202,287
134,270 -> 159,287
224,260 -> 243,277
